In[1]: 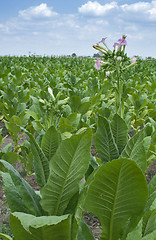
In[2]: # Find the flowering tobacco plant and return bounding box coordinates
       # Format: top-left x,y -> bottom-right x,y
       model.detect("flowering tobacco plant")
93,35 -> 137,118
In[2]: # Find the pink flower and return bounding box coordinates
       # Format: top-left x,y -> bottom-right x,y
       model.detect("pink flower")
118,38 -> 127,46
113,42 -> 120,49
94,58 -> 104,70
99,37 -> 107,43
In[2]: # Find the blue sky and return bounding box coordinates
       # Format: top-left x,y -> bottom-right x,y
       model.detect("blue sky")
0,0 -> 156,57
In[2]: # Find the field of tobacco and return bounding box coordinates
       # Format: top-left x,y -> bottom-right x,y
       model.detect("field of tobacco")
0,49 -> 156,239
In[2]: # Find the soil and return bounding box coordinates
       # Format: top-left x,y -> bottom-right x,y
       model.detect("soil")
0,122 -> 156,239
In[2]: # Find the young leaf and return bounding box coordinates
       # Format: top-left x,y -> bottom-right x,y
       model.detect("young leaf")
111,113 -> 128,154
95,116 -> 119,162
142,210 -> 156,237
126,220 -> 142,240
142,230 -> 156,240
41,126 -> 60,161
40,129 -> 92,216
85,158 -> 148,240
77,218 -> 95,240
148,174 -> 156,196
71,187 -> 88,240
21,128 -> 49,187
121,130 -> 147,172
0,160 -> 44,216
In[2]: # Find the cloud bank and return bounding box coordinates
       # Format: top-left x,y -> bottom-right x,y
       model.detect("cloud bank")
0,1 -> 156,57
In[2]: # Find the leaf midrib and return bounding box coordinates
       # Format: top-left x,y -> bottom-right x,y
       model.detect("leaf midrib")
53,138 -> 82,215
109,160 -> 123,240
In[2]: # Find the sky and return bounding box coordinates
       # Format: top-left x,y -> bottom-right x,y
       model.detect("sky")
0,0 -> 156,58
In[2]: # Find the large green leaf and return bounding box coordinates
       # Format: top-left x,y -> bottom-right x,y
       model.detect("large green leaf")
111,114 -> 128,154
85,158 -> 148,240
41,126 -> 60,161
95,116 -> 119,162
10,212 -> 71,240
22,128 -> 49,187
121,130 -> 147,172
40,129 -> 92,216
0,160 -> 44,216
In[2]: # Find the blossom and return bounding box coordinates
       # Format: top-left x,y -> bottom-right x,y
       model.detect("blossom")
130,56 -> 137,63
113,42 -> 120,52
118,38 -> 127,46
113,42 -> 120,49
94,58 -> 104,70
99,37 -> 109,50
99,37 -> 107,43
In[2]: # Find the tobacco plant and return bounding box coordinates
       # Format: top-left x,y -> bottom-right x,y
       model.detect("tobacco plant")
0,113 -> 156,240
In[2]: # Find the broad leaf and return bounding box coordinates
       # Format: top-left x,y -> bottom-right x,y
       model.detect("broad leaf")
95,116 -> 119,162
111,114 -> 128,154
10,212 -> 71,240
121,130 -> 147,172
41,129 -> 92,216
41,126 -> 60,161
2,152 -> 21,164
0,160 -> 44,216
85,158 -> 148,240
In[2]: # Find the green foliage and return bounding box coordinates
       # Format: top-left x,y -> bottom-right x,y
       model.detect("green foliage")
0,55 -> 156,240
85,158 -> 148,240
0,212 -> 71,240
41,125 -> 60,161
40,129 -> 92,215
95,116 -> 119,162
22,128 -> 50,187
0,160 -> 45,216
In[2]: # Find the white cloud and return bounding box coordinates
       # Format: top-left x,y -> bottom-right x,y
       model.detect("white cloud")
121,2 -> 150,13
0,2 -> 156,57
78,1 -> 156,22
78,1 -> 118,16
18,3 -> 58,20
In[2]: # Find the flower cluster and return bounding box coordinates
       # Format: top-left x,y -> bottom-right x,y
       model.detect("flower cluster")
93,35 -> 137,71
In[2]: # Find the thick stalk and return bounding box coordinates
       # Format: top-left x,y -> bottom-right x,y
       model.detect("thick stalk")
115,68 -> 121,117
